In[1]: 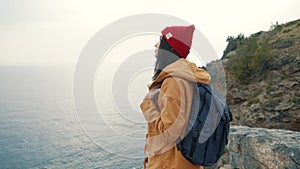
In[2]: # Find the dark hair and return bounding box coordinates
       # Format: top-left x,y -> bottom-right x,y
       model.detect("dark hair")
152,37 -> 181,80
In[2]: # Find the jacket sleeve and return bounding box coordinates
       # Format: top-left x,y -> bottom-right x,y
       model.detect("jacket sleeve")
140,77 -> 186,142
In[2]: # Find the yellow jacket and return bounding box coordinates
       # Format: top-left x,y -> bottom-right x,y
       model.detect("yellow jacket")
140,58 -> 211,169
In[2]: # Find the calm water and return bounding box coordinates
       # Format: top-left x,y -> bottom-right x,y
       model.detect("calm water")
0,66 -> 144,169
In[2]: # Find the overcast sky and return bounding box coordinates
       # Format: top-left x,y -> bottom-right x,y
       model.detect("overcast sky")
0,0 -> 299,66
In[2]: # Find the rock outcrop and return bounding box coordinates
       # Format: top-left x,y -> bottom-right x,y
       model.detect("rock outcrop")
213,125 -> 300,169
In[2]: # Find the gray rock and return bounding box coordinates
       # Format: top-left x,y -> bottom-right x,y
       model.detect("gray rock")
228,126 -> 300,169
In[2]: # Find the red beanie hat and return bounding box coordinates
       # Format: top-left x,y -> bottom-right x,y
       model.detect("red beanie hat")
161,25 -> 195,59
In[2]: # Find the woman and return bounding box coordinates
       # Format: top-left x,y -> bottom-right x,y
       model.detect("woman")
140,25 -> 211,169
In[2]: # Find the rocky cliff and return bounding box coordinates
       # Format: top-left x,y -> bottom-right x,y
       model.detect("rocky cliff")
213,125 -> 300,169
204,19 -> 300,169
207,19 -> 300,131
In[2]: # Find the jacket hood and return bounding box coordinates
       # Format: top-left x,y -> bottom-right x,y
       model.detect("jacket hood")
149,58 -> 211,89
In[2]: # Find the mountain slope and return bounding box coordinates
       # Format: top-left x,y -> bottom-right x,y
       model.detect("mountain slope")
209,19 -> 300,131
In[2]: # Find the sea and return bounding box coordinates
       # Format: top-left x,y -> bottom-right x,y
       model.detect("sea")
0,66 -> 147,169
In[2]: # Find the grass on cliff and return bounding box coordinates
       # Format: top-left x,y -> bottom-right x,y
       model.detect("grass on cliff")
225,35 -> 273,83
223,19 -> 300,84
